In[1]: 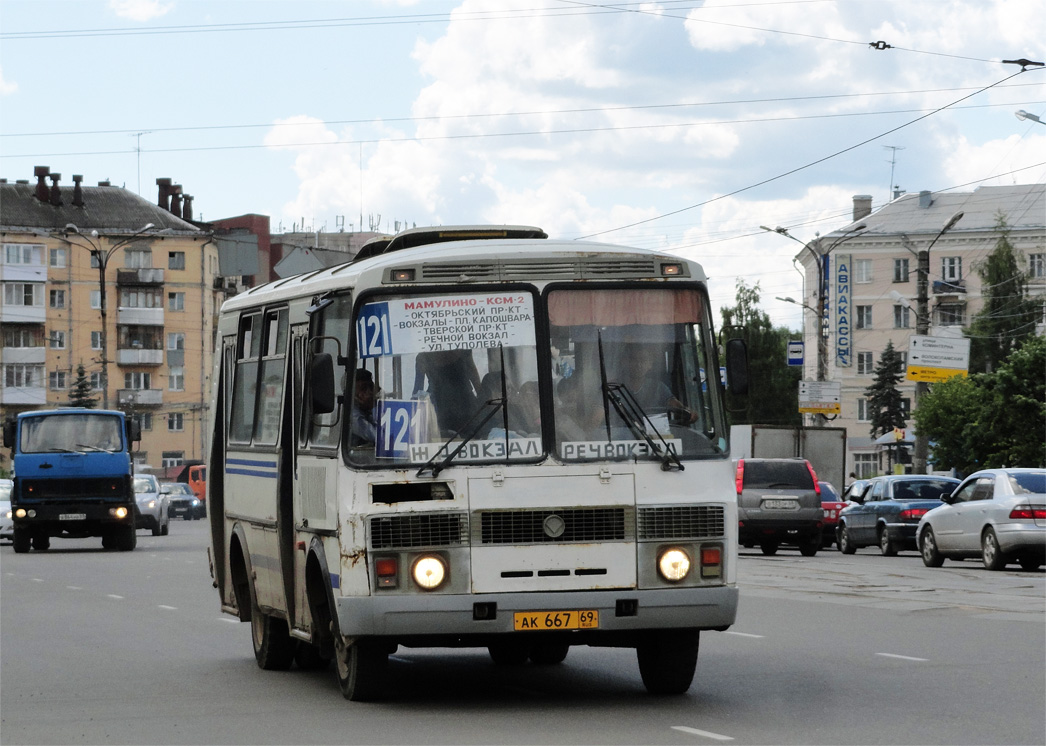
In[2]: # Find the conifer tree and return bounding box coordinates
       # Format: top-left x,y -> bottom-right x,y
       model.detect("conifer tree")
68,363 -> 99,409
864,341 -> 906,438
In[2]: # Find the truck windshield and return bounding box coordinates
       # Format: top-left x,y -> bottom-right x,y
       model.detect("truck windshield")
20,414 -> 124,454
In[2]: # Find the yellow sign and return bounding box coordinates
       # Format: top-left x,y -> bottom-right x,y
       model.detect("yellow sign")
906,366 -> 969,383
799,401 -> 842,415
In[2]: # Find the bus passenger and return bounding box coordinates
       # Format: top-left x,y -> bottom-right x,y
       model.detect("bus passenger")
350,369 -> 379,446
412,349 -> 481,435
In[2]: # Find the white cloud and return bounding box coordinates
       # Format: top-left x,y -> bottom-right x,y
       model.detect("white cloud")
0,66 -> 18,96
108,0 -> 173,22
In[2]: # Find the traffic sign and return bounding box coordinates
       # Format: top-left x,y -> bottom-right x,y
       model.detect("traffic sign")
787,341 -> 804,366
906,335 -> 970,383
798,380 -> 841,414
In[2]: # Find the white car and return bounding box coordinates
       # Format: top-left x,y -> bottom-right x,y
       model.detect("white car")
133,474 -> 170,536
917,468 -> 1046,571
0,478 -> 13,543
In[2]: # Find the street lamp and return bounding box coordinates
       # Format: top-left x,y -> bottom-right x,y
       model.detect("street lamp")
1015,109 -> 1044,125
55,223 -> 155,410
912,211 -> 964,474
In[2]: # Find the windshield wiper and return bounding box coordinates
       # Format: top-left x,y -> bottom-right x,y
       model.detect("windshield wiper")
75,444 -> 111,453
416,346 -> 509,478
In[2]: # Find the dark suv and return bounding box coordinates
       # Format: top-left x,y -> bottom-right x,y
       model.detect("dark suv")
736,458 -> 824,556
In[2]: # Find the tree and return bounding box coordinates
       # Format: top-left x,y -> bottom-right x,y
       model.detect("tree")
864,341 -> 907,439
720,279 -> 802,426
966,215 -> 1041,373
68,363 -> 98,409
914,335 -> 1045,473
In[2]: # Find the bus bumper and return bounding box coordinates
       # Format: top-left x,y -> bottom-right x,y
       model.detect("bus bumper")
334,585 -> 738,639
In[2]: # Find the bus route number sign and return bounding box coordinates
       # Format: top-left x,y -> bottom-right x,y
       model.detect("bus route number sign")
513,609 -> 599,631
376,399 -> 427,458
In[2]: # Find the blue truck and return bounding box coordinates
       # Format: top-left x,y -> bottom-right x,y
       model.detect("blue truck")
3,408 -> 140,552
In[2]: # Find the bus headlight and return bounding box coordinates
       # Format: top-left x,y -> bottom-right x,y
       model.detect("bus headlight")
412,555 -> 447,591
657,548 -> 691,582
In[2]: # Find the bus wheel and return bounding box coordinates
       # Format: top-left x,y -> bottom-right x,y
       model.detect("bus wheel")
488,643 -> 529,665
250,592 -> 295,671
335,637 -> 388,701
530,643 -> 569,665
12,527 -> 31,554
637,630 -> 699,695
32,534 -> 50,551
116,526 -> 136,551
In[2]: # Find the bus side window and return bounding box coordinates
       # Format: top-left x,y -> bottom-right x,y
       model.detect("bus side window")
308,294 -> 353,448
253,309 -> 288,446
229,313 -> 260,444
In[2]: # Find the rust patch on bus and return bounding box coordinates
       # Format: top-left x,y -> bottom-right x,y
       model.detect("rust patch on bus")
343,547 -> 367,567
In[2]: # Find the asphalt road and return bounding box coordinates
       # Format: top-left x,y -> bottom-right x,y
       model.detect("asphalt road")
2,522 -> 1043,745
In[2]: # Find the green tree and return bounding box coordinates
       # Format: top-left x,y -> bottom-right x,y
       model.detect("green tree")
914,335 -> 1045,473
864,341 -> 907,439
67,363 -> 98,409
720,279 -> 802,426
966,215 -> 1041,373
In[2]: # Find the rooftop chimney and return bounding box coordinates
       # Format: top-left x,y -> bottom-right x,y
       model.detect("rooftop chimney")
34,166 -> 50,202
72,174 -> 84,207
156,177 -> 172,210
98,180 -> 111,187
48,173 -> 63,206
919,190 -> 933,208
182,194 -> 193,221
169,184 -> 183,218
893,186 -> 905,200
852,194 -> 873,221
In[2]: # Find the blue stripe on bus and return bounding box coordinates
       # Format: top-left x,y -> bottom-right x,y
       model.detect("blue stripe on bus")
330,573 -> 339,589
227,458 -> 277,468
227,468 -> 278,479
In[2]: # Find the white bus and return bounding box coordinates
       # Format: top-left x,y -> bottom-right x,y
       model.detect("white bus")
206,225 -> 748,700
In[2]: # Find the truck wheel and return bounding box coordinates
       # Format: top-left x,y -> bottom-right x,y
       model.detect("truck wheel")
335,636 -> 388,701
32,534 -> 50,551
13,527 -> 31,554
637,630 -> 699,695
838,525 -> 857,554
117,525 -> 137,551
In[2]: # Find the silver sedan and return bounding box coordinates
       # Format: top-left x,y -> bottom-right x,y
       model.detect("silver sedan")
917,469 -> 1046,571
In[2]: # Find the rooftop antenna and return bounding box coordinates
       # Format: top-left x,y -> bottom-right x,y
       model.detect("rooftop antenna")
131,131 -> 152,194
884,145 -> 904,203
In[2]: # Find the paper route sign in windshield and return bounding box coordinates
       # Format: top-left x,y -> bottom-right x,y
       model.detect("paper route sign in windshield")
357,293 -> 535,357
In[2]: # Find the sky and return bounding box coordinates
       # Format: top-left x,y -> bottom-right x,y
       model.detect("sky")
1,0 -> 1044,328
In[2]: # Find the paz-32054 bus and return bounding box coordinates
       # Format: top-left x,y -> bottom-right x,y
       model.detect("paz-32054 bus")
206,225 -> 748,700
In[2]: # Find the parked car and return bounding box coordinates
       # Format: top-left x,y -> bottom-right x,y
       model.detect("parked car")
842,479 -> 871,502
133,474 -> 170,536
160,482 -> 204,520
917,468 -> 1046,571
837,475 -> 960,555
819,481 -> 847,548
0,478 -> 13,543
736,458 -> 824,556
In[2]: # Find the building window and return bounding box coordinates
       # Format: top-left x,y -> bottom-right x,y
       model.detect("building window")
168,413 -> 184,432
168,252 -> 186,270
4,244 -> 44,265
1030,253 -> 1045,279
130,412 -> 153,431
893,258 -> 909,283
854,259 -> 873,283
49,331 -> 65,349
856,305 -> 873,329
90,290 -> 101,309
161,450 -> 185,468
91,331 -> 103,350
893,305 -> 911,328
938,304 -> 965,326
3,282 -> 43,307
124,371 -> 152,390
90,253 -> 100,269
168,367 -> 184,391
119,288 -> 162,308
857,351 -> 874,374
856,398 -> 870,422
4,364 -> 44,388
49,370 -> 67,390
49,289 -> 66,308
854,453 -> 878,479
168,292 -> 185,311
49,247 -> 67,267
4,327 -> 44,347
124,249 -> 152,269
90,372 -> 102,389
941,256 -> 962,282
167,332 -> 185,350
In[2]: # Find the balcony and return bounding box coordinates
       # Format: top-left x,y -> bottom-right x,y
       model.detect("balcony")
1,384 -> 46,405
116,348 -> 164,366
1,346 -> 46,364
117,307 -> 164,326
1,303 -> 46,323
117,389 -> 163,406
117,268 -> 165,285
933,279 -> 966,295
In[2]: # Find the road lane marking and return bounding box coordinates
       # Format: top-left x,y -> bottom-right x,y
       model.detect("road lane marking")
724,631 -> 764,638
876,652 -> 928,662
672,726 -> 734,741
107,594 -> 124,600
158,605 -> 177,610
218,617 -> 239,623
32,578 -> 44,582
66,586 -> 81,590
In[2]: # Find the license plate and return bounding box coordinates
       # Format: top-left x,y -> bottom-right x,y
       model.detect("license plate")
763,499 -> 798,510
513,610 -> 599,631
59,513 -> 87,521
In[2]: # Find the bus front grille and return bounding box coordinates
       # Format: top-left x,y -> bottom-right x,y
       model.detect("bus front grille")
369,512 -> 469,549
637,505 -> 725,540
476,507 -> 633,544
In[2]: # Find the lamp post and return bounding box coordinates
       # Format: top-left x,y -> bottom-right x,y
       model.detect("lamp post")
912,211 -> 964,474
57,223 -> 155,410
1015,109 -> 1044,125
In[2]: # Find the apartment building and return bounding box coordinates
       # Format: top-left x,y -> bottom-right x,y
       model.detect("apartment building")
0,168 -> 221,473
794,184 -> 1046,478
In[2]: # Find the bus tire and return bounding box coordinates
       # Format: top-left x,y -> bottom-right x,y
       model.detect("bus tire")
250,584 -> 295,671
12,527 -> 31,554
530,643 -> 569,665
116,525 -> 137,551
335,637 -> 388,701
637,630 -> 699,695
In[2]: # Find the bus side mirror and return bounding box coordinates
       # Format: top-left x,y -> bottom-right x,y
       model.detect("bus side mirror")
310,352 -> 336,415
126,421 -> 141,444
725,338 -> 749,396
2,420 -> 15,448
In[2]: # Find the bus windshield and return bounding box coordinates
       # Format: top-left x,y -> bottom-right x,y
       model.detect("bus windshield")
20,413 -> 124,454
548,287 -> 726,461
348,290 -> 542,467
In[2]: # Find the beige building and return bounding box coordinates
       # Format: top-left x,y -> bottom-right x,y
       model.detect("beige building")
794,184 -> 1045,478
1,168 -> 221,474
